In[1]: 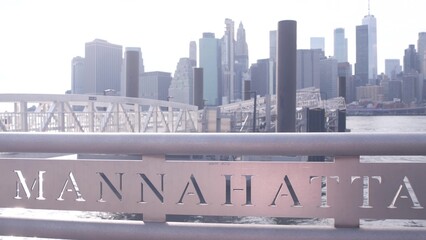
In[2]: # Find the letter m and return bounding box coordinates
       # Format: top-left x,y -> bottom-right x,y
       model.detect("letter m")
14,170 -> 46,200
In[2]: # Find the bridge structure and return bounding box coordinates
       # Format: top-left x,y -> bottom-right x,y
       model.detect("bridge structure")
0,88 -> 346,133
0,94 -> 199,133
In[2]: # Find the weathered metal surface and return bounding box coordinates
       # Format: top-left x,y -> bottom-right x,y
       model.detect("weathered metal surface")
0,132 -> 425,156
1,216 -> 426,240
1,156 -> 425,226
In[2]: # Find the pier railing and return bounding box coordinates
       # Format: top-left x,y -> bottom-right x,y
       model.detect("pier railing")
0,132 -> 426,240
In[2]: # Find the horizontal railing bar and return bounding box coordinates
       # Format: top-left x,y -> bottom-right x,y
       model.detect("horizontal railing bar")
0,132 -> 426,156
0,216 -> 425,240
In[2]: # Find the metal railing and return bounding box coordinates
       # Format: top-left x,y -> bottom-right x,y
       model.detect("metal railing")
0,132 -> 426,239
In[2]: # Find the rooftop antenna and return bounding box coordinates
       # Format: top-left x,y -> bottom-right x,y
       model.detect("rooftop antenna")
368,0 -> 371,15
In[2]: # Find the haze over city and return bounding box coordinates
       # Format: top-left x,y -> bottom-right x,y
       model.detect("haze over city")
1,0 -> 425,94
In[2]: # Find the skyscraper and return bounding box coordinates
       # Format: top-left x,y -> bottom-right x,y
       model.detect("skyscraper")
362,13 -> 378,84
235,22 -> 249,101
71,56 -> 85,94
221,18 -> 235,104
417,32 -> 426,76
199,32 -> 221,106
385,59 -> 402,80
189,41 -> 197,66
403,44 -> 419,73
139,71 -> 172,101
310,37 -> 325,53
269,30 -> 277,62
250,59 -> 271,96
168,58 -> 195,105
124,48 -> 141,98
320,57 -> 338,99
121,48 -> 144,97
296,49 -> 323,90
355,25 -> 369,86
334,28 -> 348,63
85,39 -> 122,94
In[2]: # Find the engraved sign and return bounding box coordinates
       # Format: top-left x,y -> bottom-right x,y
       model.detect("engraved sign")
2,156 -> 425,224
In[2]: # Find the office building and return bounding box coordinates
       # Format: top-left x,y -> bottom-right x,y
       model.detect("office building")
269,30 -> 277,94
338,62 -> 353,102
221,18 -> 236,104
168,58 -> 195,105
235,22 -> 249,101
310,37 -> 325,53
250,59 -> 271,96
85,39 -> 122,95
362,14 -> 378,84
334,28 -> 348,63
385,59 -> 402,80
121,47 -> 143,98
356,85 -> 384,102
189,41 -> 197,66
320,57 -> 338,99
296,49 -> 323,90
71,56 -> 85,94
199,32 -> 221,106
139,71 -> 172,101
404,45 -> 420,73
269,30 -> 277,62
418,32 -> 426,76
355,25 -> 369,86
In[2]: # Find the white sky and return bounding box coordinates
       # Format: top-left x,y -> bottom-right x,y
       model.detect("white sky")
1,0 -> 425,94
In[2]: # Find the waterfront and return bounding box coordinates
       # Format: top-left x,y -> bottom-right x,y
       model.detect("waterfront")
1,115 -> 426,239
347,115 -> 426,133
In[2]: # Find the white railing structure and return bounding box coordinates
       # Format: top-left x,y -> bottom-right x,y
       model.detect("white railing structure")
0,94 -> 198,133
220,88 -> 346,132
0,132 -> 425,239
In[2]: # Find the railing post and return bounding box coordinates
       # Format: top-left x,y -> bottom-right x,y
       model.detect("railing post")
333,156 -> 361,228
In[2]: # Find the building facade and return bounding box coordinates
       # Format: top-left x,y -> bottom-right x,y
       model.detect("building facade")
385,59 -> 402,80
85,39 -> 122,95
362,14 -> 378,84
404,44 -> 420,73
235,22 -> 249,101
168,58 -> 195,105
320,57 -> 338,99
297,49 -> 323,90
333,28 -> 348,63
199,32 -> 221,106
249,59 -> 271,97
310,37 -> 325,53
139,71 -> 172,101
71,56 -> 85,94
355,25 -> 369,86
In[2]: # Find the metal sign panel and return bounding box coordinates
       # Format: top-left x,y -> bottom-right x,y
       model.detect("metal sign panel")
1,156 -> 425,226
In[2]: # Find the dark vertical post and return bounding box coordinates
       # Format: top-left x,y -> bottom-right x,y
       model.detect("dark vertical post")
252,92 -> 257,132
126,50 -> 140,98
339,76 -> 346,99
276,20 -> 297,132
193,68 -> 204,109
243,80 -> 251,101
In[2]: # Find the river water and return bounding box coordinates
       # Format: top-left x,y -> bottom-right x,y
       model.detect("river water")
1,116 -> 426,238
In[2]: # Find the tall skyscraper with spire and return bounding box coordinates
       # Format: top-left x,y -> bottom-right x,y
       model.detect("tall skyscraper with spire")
355,25 -> 369,86
361,0 -> 378,84
235,22 -> 249,101
221,18 -> 235,104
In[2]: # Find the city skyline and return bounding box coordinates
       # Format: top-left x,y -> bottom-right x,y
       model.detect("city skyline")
1,0 -> 426,94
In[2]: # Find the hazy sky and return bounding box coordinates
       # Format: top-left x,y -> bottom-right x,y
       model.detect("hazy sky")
1,0 -> 425,94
